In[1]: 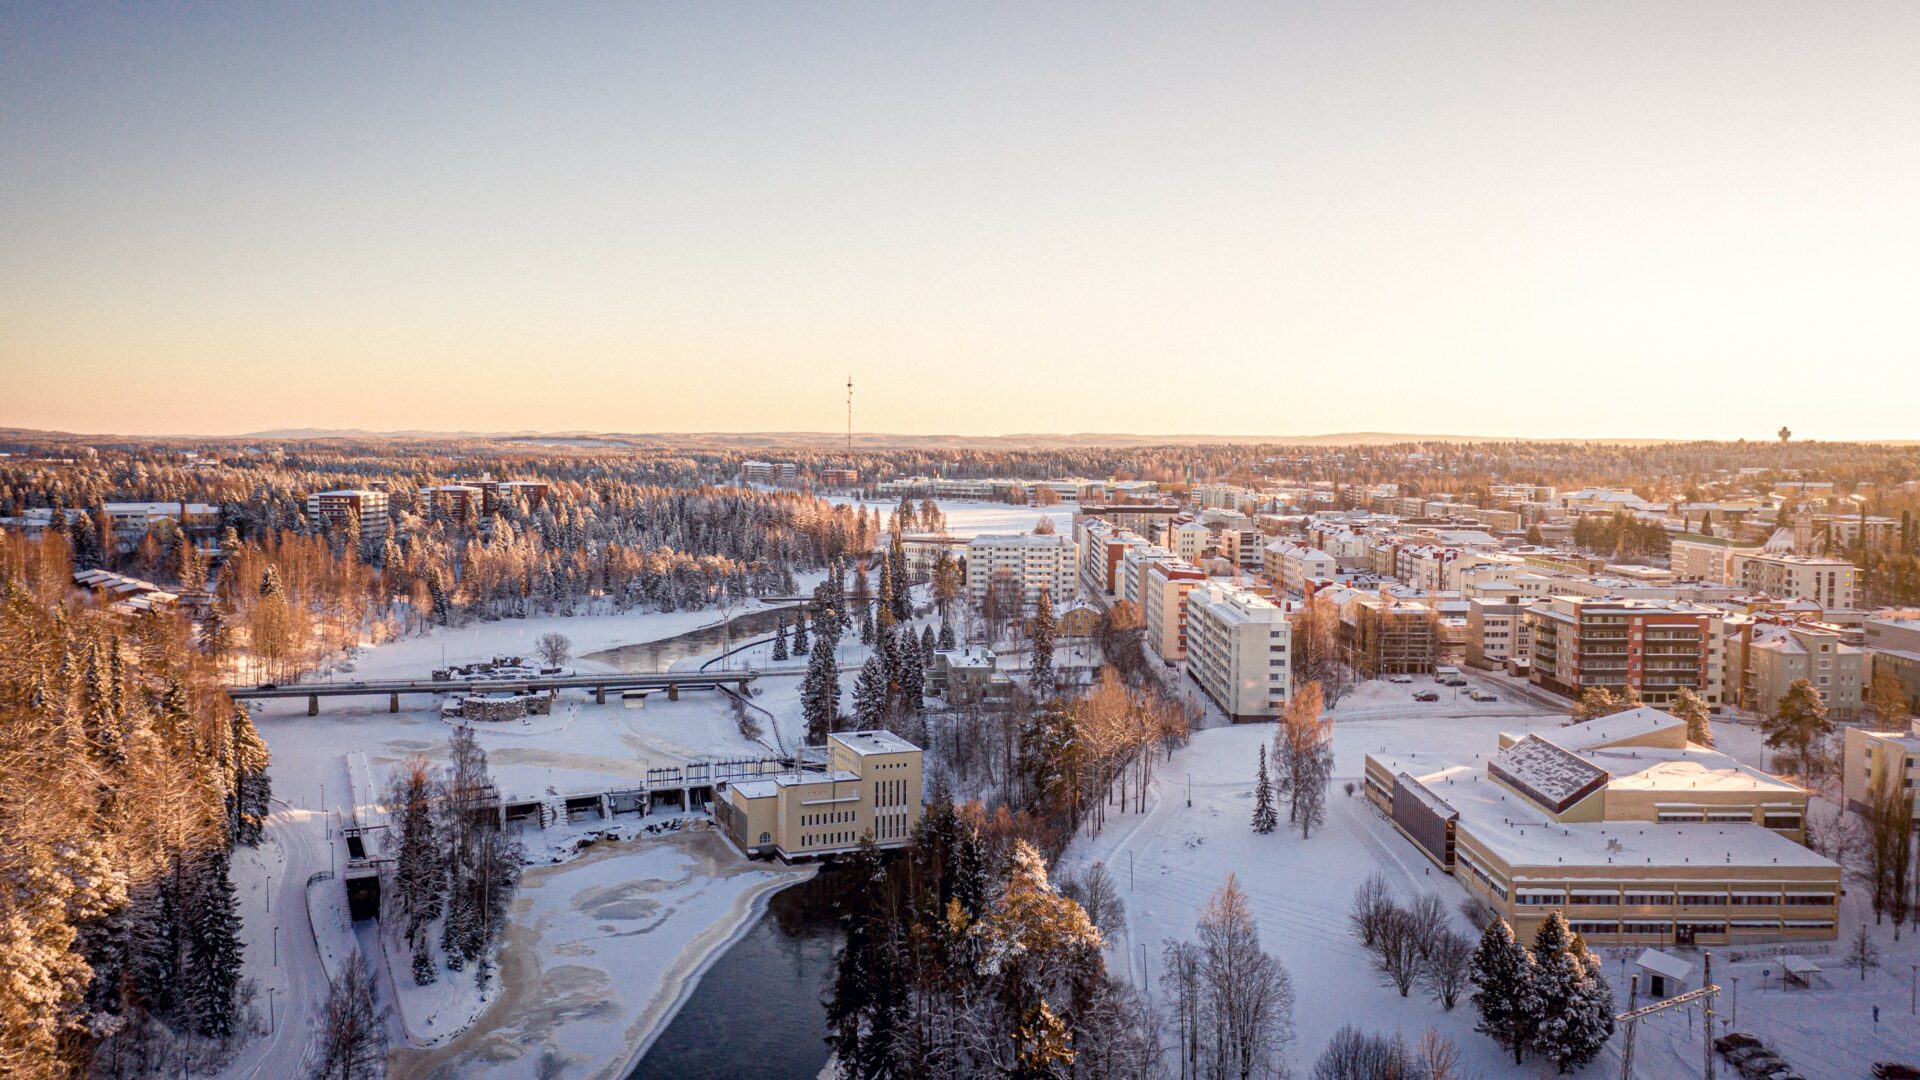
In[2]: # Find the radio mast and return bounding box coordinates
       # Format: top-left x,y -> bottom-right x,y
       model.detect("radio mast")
846,376 -> 853,453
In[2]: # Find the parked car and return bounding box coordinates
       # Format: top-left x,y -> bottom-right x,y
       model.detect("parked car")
1414,690 -> 1441,702
1387,674 -> 1414,684
1443,677 -> 1468,687
1715,1034 -> 1763,1055
1468,689 -> 1499,702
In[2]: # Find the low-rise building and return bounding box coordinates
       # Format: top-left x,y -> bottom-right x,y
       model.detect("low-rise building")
1739,620 -> 1866,722
717,730 -> 923,860
1185,583 -> 1292,722
424,484 -> 484,524
1365,708 -> 1838,947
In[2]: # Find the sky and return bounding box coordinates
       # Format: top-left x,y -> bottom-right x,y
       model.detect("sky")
3,3 -> 1918,441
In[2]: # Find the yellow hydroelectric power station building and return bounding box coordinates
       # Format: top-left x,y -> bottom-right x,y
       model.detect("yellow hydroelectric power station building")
1364,707 -> 1841,947
717,730 -> 923,860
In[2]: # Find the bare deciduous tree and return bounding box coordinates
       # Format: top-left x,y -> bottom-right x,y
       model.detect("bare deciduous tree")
534,631 -> 571,667
1373,907 -> 1425,997
1419,929 -> 1474,1010
1348,872 -> 1395,950
311,953 -> 387,1080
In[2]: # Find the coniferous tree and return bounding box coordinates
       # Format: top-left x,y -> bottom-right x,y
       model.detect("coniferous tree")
851,652 -> 889,730
938,619 -> 955,650
1672,687 -> 1713,747
1252,744 -> 1278,834
1029,588 -> 1056,697
919,623 -> 936,661
386,756 -> 444,980
1764,677 -> 1834,778
1470,916 -> 1537,1065
859,599 -> 875,645
770,616 -> 789,661
790,613 -> 809,654
1526,912 -> 1614,1073
801,630 -> 840,744
887,532 -> 911,622
230,705 -> 273,845
184,846 -> 244,1039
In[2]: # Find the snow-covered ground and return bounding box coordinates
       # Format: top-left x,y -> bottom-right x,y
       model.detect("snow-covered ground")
387,825 -> 812,1080
826,494 -> 1067,539
1058,682 -> 1920,1077
217,605 -> 865,1080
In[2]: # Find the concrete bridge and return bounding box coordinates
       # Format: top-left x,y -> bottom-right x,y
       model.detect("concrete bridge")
228,669 -> 761,715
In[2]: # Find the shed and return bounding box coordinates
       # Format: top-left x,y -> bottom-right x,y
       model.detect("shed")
1778,954 -> 1822,989
1634,948 -> 1692,998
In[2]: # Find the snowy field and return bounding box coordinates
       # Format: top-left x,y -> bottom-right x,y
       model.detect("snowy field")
1059,681 -> 1920,1078
826,494 -> 1067,539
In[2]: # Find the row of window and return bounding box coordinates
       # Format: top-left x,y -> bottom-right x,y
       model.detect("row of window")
802,809 -> 856,828
1517,890 -> 1836,908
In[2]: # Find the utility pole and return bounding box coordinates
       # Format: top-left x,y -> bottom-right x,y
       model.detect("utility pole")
1617,954 -> 1720,1080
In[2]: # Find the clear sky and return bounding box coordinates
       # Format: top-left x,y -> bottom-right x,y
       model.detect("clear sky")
3,3 -> 1918,440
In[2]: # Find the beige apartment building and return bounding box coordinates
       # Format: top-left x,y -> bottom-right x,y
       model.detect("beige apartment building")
1730,552 -> 1857,611
1465,597 -> 1533,669
1737,620 -> 1866,721
966,532 -> 1075,608
1185,582 -> 1292,722
1669,535 -> 1761,585
1141,558 -> 1206,662
1365,708 -> 1838,948
1842,723 -> 1920,819
717,730 -> 923,860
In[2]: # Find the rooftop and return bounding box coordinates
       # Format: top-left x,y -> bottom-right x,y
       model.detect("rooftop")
831,729 -> 921,756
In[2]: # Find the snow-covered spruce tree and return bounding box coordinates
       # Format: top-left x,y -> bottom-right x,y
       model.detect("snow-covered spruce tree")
801,630 -> 840,745
770,616 -> 788,661
229,704 -> 272,845
919,623 -> 936,662
385,755 -> 444,981
1526,912 -> 1613,1073
851,653 -> 889,730
184,846 -> 245,1039
937,619 -> 955,650
898,630 -> 925,713
859,599 -> 875,645
1029,588 -> 1055,697
1251,744 -> 1278,834
790,612 -> 809,654
1470,916 -> 1538,1065
888,532 -> 912,622
1672,686 -> 1713,747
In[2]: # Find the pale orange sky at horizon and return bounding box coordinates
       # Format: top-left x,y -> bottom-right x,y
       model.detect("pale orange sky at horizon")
4,4 -> 1918,441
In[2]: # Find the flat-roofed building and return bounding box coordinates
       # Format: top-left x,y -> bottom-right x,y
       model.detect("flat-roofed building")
424,484 -> 484,524
716,730 -> 923,860
1842,723 -> 1920,820
965,532 -> 1075,609
1670,535 -> 1762,585
1730,552 -> 1857,611
1364,708 -> 1838,948
1185,582 -> 1292,722
1526,596 -> 1719,706
305,489 -> 391,542
1739,620 -> 1866,722
1141,558 -> 1206,662
1466,597 -> 1534,670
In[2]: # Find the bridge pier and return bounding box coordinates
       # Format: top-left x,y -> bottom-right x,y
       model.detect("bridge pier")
389,692 -> 399,713
307,694 -> 319,717
668,684 -> 679,702
595,686 -> 605,705
737,678 -> 750,694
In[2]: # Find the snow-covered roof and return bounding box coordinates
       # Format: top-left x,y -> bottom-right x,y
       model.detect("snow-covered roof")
1538,707 -> 1685,753
1489,735 -> 1607,813
1593,746 -> 1803,797
1635,949 -> 1692,982
832,730 -> 920,756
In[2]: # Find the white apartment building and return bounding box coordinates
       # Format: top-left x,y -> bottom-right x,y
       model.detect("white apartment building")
1263,541 -> 1338,598
1185,582 -> 1292,722
1192,484 -> 1259,514
1842,723 -> 1920,820
1120,544 -> 1176,610
305,489 -> 390,542
1166,520 -> 1213,564
965,533 -> 1076,608
1730,553 -> 1857,611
